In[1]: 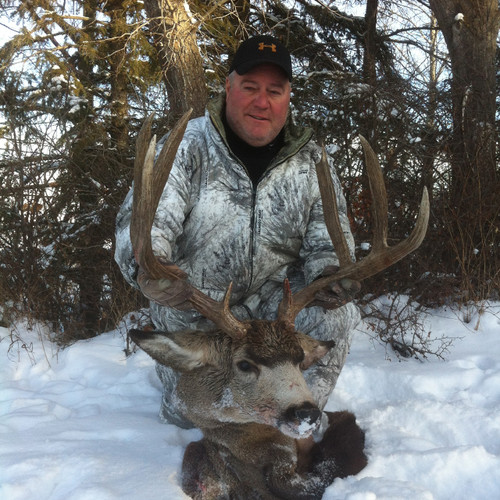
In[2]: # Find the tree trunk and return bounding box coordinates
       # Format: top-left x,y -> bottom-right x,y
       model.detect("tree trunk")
144,0 -> 207,121
107,0 -> 136,333
430,0 -> 498,199
429,0 -> 499,294
70,0 -> 102,338
108,0 -> 130,152
71,0 -> 133,337
421,14 -> 439,199
361,0 -> 379,146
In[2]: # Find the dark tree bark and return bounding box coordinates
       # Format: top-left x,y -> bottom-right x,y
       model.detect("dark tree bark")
108,0 -> 130,152
430,0 -> 498,201
70,0 -> 103,337
429,0 -> 499,291
71,0 -> 133,337
361,0 -> 379,146
421,14 -> 439,200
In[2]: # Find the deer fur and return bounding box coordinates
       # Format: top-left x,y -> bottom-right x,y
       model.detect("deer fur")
130,319 -> 367,499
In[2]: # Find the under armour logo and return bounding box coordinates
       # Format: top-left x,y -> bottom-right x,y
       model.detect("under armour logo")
258,43 -> 277,52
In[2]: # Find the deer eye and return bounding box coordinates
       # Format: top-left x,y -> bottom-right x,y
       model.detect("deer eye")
237,360 -> 252,372
237,360 -> 259,375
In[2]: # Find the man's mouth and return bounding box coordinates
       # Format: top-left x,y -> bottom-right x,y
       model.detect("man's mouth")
249,114 -> 268,122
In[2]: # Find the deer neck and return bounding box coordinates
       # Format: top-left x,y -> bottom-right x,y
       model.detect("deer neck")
203,422 -> 297,466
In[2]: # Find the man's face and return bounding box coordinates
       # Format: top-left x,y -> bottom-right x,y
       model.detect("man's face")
225,64 -> 291,147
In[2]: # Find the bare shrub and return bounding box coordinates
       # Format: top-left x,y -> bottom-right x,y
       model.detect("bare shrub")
360,293 -> 455,360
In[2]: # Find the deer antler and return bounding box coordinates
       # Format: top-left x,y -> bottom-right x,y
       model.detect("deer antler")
278,136 -> 430,324
130,110 -> 248,339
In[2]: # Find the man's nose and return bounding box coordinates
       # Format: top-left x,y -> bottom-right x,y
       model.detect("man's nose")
253,91 -> 270,109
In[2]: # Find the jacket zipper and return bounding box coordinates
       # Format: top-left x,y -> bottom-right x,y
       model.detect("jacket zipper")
219,147 -> 257,297
248,187 -> 257,295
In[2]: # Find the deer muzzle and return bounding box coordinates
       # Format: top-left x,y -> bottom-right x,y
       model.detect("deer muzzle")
279,402 -> 322,438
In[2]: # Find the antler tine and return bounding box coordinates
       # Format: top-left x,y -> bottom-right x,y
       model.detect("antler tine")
278,137 -> 430,325
359,135 -> 389,252
130,110 -> 248,339
314,147 -> 354,268
131,112 -> 191,280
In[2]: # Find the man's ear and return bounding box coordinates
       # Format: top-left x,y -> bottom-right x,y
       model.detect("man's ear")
129,329 -> 222,372
295,332 -> 335,370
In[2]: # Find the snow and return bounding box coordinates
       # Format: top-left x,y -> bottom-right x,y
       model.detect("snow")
1,302 -> 500,500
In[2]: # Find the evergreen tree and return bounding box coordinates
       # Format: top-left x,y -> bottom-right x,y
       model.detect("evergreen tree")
0,0 -> 164,338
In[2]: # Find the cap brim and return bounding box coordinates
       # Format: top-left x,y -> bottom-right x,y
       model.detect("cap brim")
235,60 -> 292,81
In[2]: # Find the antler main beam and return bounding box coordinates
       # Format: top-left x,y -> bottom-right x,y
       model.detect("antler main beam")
278,136 -> 430,323
130,110 -> 248,339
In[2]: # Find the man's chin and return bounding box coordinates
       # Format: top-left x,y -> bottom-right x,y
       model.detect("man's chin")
244,131 -> 276,148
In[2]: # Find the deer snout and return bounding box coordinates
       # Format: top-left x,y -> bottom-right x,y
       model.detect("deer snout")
293,405 -> 322,425
283,402 -> 321,427
278,402 -> 322,438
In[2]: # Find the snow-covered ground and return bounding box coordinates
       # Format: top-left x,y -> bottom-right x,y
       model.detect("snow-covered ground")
1,301 -> 499,500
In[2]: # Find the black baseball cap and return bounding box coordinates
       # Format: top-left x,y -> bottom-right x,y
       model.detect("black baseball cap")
229,35 -> 292,81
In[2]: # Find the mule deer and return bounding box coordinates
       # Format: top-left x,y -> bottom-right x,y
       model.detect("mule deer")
129,110 -> 429,499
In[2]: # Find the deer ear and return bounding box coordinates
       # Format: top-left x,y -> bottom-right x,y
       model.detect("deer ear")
296,332 -> 336,370
129,329 -> 217,372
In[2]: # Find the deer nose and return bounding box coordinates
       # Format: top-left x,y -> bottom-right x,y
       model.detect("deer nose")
287,403 -> 321,425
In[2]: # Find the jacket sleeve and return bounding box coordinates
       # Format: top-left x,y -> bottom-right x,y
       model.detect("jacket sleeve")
300,148 -> 355,284
114,132 -> 197,288
114,187 -> 139,288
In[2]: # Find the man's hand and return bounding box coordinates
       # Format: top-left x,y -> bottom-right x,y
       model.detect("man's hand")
137,265 -> 193,311
307,265 -> 361,310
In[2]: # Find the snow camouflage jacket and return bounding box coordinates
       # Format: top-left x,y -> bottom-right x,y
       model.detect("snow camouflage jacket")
114,96 -> 355,327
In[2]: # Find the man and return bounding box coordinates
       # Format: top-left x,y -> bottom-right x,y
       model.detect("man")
115,35 -> 361,429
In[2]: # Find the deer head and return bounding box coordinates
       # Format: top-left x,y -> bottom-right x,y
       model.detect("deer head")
129,318 -> 334,437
